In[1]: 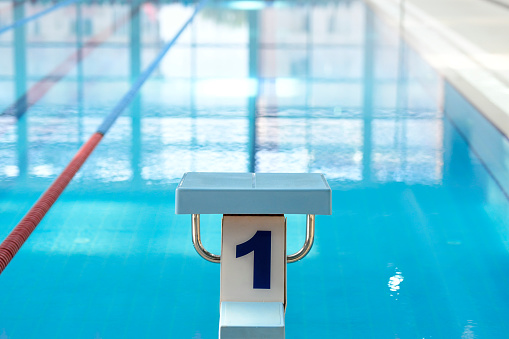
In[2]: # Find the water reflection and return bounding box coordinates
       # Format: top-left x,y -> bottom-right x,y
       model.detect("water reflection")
2,2 -> 509,339
0,0 -> 443,188
388,267 -> 404,297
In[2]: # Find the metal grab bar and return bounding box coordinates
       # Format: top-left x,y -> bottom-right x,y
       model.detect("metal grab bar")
287,214 -> 315,263
192,214 -> 220,263
191,214 -> 315,264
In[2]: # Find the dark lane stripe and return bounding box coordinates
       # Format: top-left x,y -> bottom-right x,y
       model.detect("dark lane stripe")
97,2 -> 205,134
0,0 -> 207,275
1,5 -> 139,119
0,0 -> 81,36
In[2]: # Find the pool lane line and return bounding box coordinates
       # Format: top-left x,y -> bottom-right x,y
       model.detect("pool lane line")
97,0 -> 207,134
0,0 -> 81,36
0,0 -> 207,275
1,5 -> 140,119
0,132 -> 103,273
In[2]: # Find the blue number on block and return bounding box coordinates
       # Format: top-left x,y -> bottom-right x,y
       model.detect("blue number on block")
236,230 -> 271,289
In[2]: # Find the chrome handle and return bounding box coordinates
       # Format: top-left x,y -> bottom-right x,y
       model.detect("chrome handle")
287,214 -> 315,263
190,214 -> 315,264
192,214 -> 220,263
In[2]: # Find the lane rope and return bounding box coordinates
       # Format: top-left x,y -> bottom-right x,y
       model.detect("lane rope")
0,0 -> 82,36
0,133 -> 102,272
1,5 -> 139,119
97,0 -> 207,134
0,0 -> 207,275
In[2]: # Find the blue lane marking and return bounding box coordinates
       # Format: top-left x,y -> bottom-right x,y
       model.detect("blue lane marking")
0,0 -> 82,36
0,4 -> 140,120
96,0 -> 208,135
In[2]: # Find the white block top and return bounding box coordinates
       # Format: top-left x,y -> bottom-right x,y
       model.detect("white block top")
175,172 -> 331,215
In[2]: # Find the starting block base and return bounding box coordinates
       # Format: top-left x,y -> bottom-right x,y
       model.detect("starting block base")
219,302 -> 285,339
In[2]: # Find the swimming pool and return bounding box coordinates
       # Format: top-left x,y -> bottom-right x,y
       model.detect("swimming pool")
1,0 -> 509,337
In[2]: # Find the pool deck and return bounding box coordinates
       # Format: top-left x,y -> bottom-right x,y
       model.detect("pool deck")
365,0 -> 509,139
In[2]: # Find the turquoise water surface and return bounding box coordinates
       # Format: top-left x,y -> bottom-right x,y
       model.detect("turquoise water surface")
1,0 -> 509,338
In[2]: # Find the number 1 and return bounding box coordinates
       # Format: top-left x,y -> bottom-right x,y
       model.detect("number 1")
236,230 -> 271,289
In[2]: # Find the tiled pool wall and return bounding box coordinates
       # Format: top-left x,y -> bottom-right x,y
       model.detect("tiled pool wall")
444,82 -> 509,199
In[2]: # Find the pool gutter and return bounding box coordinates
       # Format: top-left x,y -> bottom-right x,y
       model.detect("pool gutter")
364,0 -> 509,140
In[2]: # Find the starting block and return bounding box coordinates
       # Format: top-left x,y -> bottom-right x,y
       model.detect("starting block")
175,173 -> 331,339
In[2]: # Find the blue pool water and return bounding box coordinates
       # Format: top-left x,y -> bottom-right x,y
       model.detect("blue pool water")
1,0 -> 509,338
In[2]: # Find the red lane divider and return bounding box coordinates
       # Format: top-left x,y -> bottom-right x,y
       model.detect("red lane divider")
0,0 -> 206,275
0,132 -> 103,274
2,5 -> 138,119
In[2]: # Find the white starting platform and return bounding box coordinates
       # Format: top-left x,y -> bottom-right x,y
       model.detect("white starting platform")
175,172 -> 331,215
175,172 -> 331,339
